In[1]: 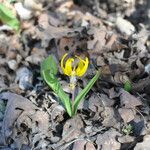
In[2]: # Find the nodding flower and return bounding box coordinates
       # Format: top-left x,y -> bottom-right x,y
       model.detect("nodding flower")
61,53 -> 89,77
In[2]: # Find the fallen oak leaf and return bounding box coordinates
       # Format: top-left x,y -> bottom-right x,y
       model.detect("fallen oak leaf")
0,92 -> 49,148
0,92 -> 37,137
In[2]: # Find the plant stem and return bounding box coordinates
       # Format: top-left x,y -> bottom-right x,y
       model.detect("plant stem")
70,74 -> 76,114
72,86 -> 75,113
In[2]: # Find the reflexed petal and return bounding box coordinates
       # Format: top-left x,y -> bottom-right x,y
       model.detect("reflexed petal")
75,59 -> 84,75
64,58 -> 74,76
61,53 -> 68,72
61,53 -> 89,77
76,57 -> 89,77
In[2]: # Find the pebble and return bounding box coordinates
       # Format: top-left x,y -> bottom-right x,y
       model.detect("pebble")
145,64 -> 150,74
81,19 -> 89,27
15,67 -> 33,90
24,0 -> 43,11
116,17 -> 135,36
7,59 -> 18,71
15,2 -> 33,20
50,136 -> 60,143
0,25 -> 13,31
96,56 -> 105,66
25,55 -> 42,65
16,54 -> 22,63
85,126 -> 92,134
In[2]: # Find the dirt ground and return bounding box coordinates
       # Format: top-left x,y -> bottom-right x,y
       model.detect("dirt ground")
0,0 -> 150,149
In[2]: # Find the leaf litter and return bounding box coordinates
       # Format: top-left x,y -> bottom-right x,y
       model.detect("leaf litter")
0,0 -> 150,149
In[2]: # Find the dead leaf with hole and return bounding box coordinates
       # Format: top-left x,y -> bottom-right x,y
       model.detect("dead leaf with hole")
0,92 -> 49,149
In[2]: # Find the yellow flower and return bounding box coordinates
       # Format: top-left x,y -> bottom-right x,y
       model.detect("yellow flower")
61,53 -> 89,77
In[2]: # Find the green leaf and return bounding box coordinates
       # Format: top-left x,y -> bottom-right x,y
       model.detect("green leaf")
0,3 -> 20,31
124,81 -> 132,92
41,55 -> 72,117
41,55 -> 58,76
73,71 -> 100,115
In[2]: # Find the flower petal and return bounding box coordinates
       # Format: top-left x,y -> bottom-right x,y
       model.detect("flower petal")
64,58 -> 74,76
76,56 -> 89,77
61,53 -> 89,77
61,53 -> 68,72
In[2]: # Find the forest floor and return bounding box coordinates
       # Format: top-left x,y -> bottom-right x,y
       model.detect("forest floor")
0,0 -> 150,149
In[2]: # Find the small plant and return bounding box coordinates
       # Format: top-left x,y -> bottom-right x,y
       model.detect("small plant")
124,80 -> 132,92
41,54 -> 100,117
122,124 -> 133,135
0,3 -> 20,31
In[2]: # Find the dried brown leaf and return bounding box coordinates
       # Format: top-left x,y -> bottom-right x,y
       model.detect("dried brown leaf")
73,140 -> 96,150
118,135 -> 134,143
120,89 -> 142,109
87,27 -> 106,53
25,47 -> 47,65
101,107 -> 118,127
118,108 -> 135,123
36,13 -> 84,49
0,92 -> 49,148
72,140 -> 87,150
62,115 -> 83,143
96,129 -> 121,150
